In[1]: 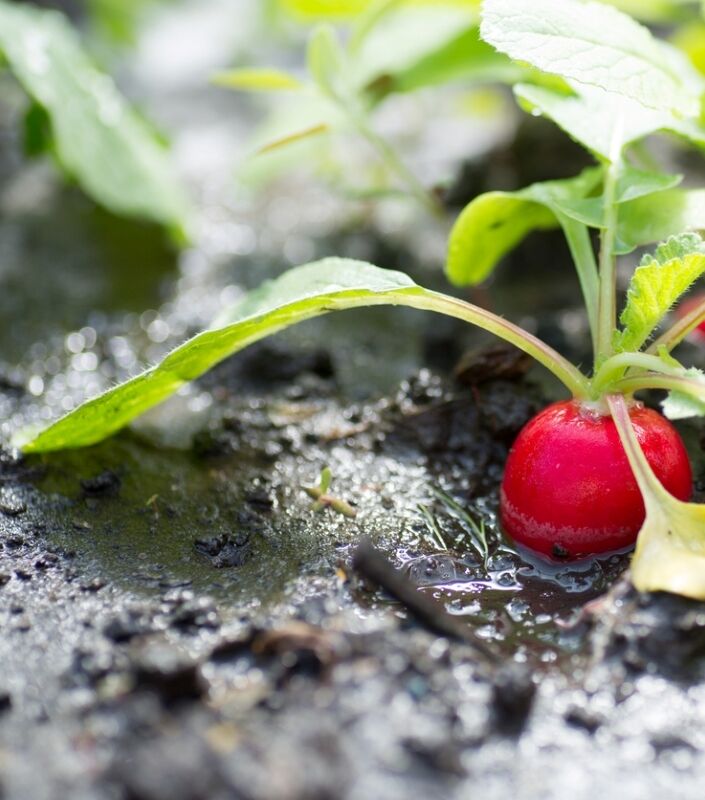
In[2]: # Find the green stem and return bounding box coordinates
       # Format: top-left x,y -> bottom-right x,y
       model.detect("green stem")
394,290 -> 591,397
606,394 -> 671,508
559,214 -> 599,357
612,373 -> 705,405
647,296 -> 705,354
596,152 -> 622,365
353,116 -> 445,218
592,352 -> 684,395
596,119 -> 625,366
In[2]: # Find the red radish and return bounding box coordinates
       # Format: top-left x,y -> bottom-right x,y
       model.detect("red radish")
500,400 -> 692,559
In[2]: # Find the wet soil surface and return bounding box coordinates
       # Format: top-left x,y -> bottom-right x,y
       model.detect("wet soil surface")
3,2 -> 705,798
3,348 -> 705,800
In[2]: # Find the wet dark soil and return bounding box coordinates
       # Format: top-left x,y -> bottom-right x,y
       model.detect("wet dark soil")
2,2 -> 705,798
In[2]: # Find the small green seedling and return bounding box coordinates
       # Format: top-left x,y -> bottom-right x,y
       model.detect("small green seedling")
417,503 -> 450,552
16,0 -> 705,599
433,488 -> 489,566
304,466 -> 357,517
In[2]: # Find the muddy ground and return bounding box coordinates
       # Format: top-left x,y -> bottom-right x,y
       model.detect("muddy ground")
2,2 -> 705,799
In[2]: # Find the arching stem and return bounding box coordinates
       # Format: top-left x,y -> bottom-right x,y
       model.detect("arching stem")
606,394 -> 671,510
647,296 -> 705,354
592,352 -> 686,395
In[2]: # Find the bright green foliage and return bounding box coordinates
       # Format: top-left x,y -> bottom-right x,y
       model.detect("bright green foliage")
446,194 -> 557,286
18,259 -> 418,452
446,166 -> 701,287
551,168 -> 684,235
352,5 -> 479,87
278,0 -> 479,22
18,258 -> 590,452
212,68 -> 303,91
0,2 -> 189,234
381,25 -> 517,93
481,0 -> 703,116
278,0 -> 370,19
446,168 -> 603,286
615,234 -> 705,352
616,168 -> 683,203
617,189 -> 705,253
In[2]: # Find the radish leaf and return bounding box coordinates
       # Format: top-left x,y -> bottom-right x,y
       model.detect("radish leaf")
616,189 -> 705,253
481,0 -> 703,116
16,258 -> 590,453
515,81 -> 705,161
615,233 -> 705,352
609,394 -> 705,600
446,168 -> 603,286
661,367 -> 705,420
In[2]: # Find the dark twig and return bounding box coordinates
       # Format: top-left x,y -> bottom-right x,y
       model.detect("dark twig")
352,539 -> 537,734
352,538 -> 500,666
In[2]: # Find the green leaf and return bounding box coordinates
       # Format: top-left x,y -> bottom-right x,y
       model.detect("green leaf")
617,189 -> 705,253
616,168 -> 683,203
86,0 -> 167,46
373,24 -> 519,95
319,466 -> 333,494
615,233 -> 705,352
514,82 -> 699,161
22,102 -> 52,158
632,496 -> 705,598
0,2 -> 189,233
278,0 -> 370,19
662,367 -> 705,419
351,6 -> 480,88
17,258 -> 590,453
307,25 -> 348,100
516,80 -> 705,164
18,259 -> 417,453
552,166 -> 683,230
212,68 -> 303,91
446,194 -> 557,286
482,0 -> 703,116
446,168 -> 603,286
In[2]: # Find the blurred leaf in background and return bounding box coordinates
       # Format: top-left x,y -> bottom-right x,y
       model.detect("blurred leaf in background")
604,0 -> 700,22
0,1 -> 189,239
277,0 -> 479,22
86,0 -> 170,46
218,0 -> 511,211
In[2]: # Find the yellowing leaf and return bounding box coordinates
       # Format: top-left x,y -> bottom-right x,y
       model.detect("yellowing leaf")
256,123 -> 330,154
608,393 -> 705,600
632,498 -> 705,598
212,68 -> 303,91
